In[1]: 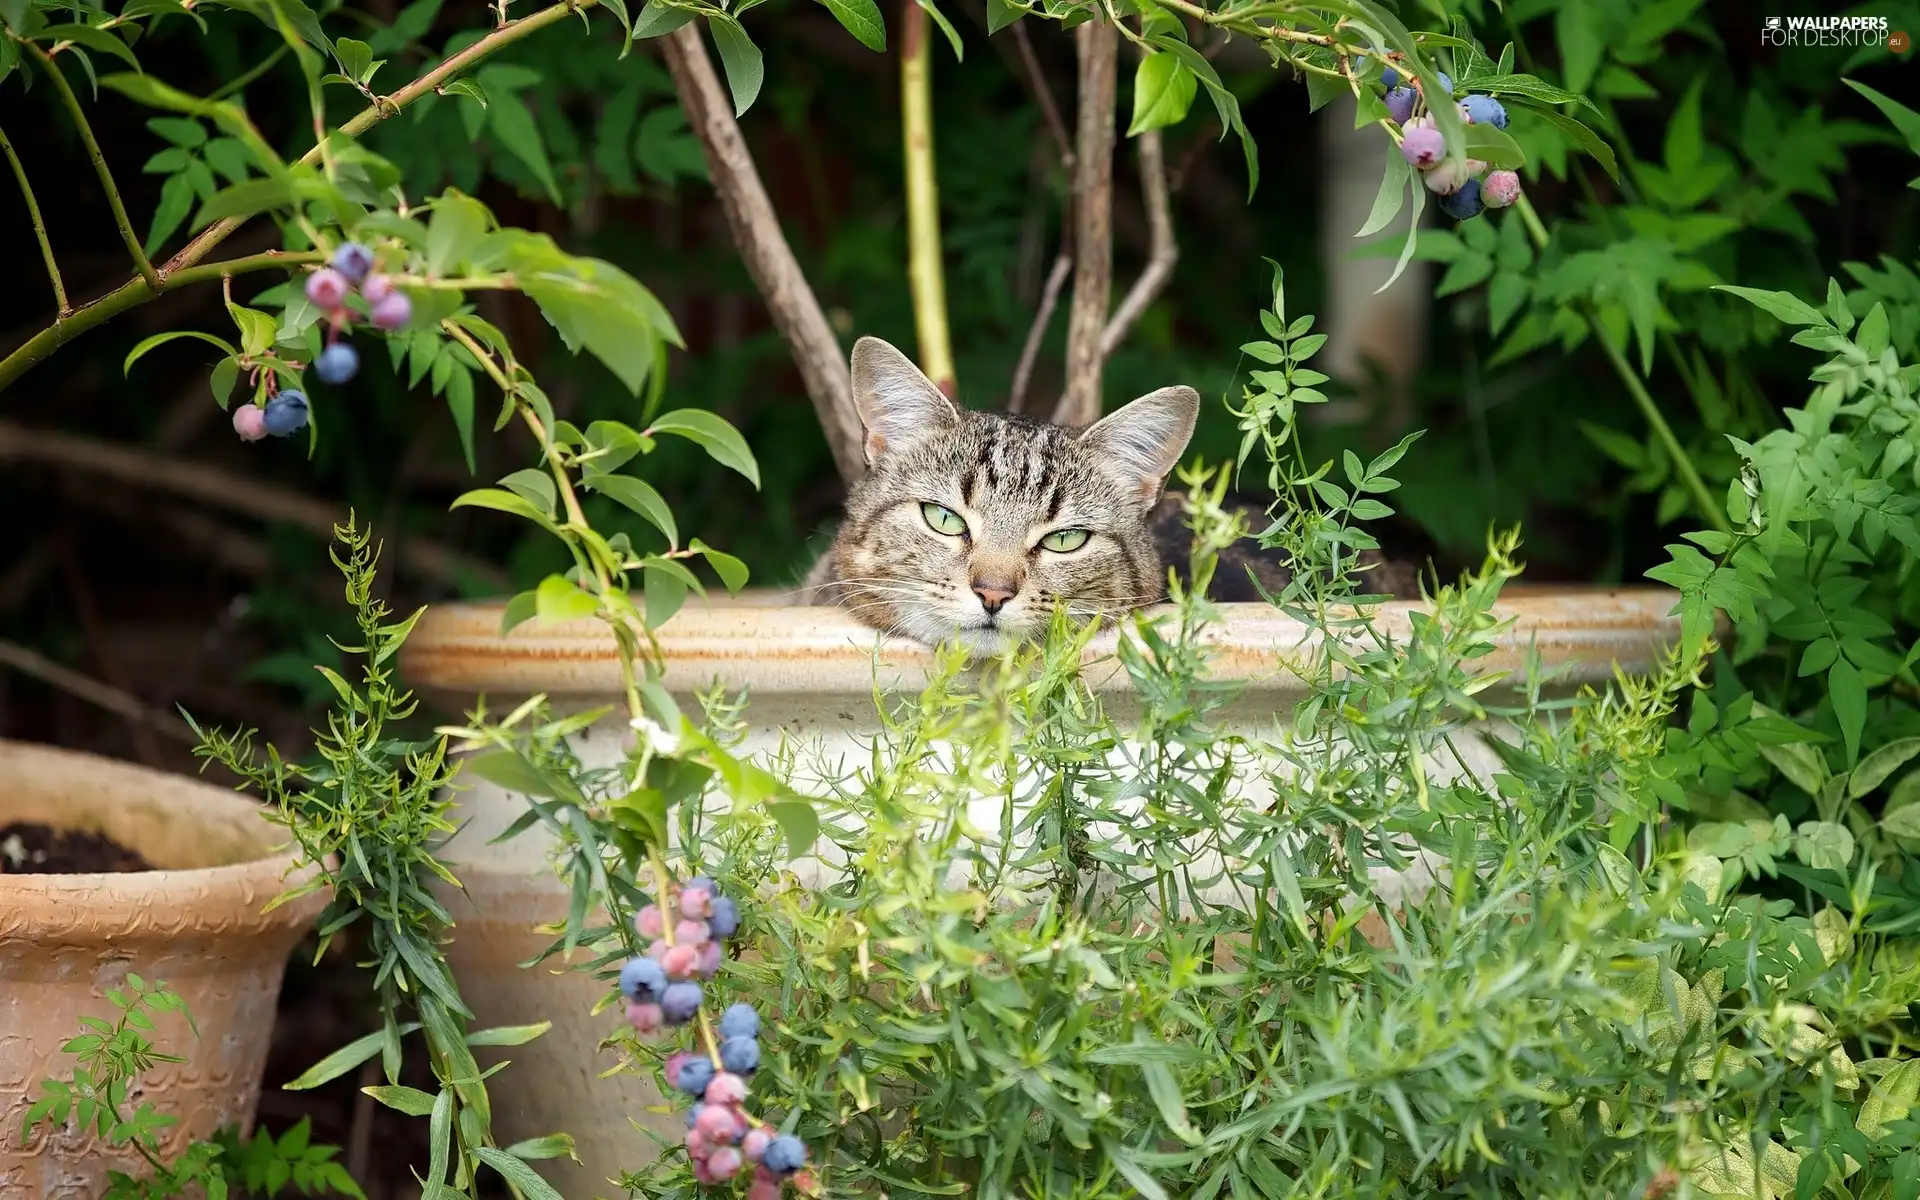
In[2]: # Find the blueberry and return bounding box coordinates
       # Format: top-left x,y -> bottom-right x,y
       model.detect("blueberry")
661,980 -> 704,1024
720,1035 -> 760,1075
1437,177 -> 1485,220
1380,64 -> 1400,89
360,273 -> 395,304
1458,94 -> 1508,129
686,1102 -> 706,1128
263,391 -> 309,437
1399,127 -> 1445,169
314,343 -> 359,385
719,1003 -> 759,1040
762,1134 -> 807,1175
708,896 -> 740,938
1421,158 -> 1471,196
1482,169 -> 1523,209
1433,70 -> 1453,95
369,290 -> 412,331
1384,87 -> 1417,126
620,955 -> 667,1002
304,268 -> 349,311
331,242 -> 376,283
676,1056 -> 715,1097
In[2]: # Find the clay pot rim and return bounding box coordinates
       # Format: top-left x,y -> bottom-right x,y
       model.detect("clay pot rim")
398,585 -> 1683,700
0,739 -> 325,938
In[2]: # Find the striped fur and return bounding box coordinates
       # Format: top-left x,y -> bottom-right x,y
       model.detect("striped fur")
813,337 -> 1199,652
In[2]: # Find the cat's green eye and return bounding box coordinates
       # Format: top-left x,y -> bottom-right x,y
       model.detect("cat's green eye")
1040,528 -> 1091,553
921,502 -> 968,536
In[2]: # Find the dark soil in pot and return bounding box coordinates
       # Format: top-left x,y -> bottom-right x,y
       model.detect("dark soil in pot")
0,820 -> 152,873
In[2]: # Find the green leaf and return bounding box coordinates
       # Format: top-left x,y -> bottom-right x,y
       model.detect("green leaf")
485,85 -> 561,205
631,0 -> 697,39
333,36 -> 374,84
124,330 -> 235,376
1883,804 -> 1920,841
194,177 -> 295,227
362,1085 -> 437,1117
1128,52 -> 1195,136
285,1028 -> 409,1090
466,1022 -> 552,1047
1713,285 -> 1827,327
1528,108 -> 1619,184
498,468 -> 557,517
1142,1057 -> 1201,1145
1353,147 -> 1410,239
766,799 -> 819,860
473,1146 -> 565,1200
451,487 -> 555,526
463,750 -> 570,798
513,252 -> 675,397
504,1133 -> 578,1162
985,0 -> 1021,34
1831,658 -> 1868,764
819,0 -> 885,52
691,539 -> 749,592
1845,79 -> 1920,158
1099,1138 -> 1169,1200
1460,122 -> 1525,170
707,17 -> 763,117
535,573 -> 600,623
643,560 -> 690,627
585,474 -> 678,546
648,408 -> 760,487
1849,738 -> 1920,799
37,24 -> 143,74
426,191 -> 491,277
1794,821 -> 1854,872
499,588 -> 538,636
1858,1059 -> 1920,1140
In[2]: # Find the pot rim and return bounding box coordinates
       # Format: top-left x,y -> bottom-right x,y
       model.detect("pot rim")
399,585 -> 1683,700
0,739 -> 324,942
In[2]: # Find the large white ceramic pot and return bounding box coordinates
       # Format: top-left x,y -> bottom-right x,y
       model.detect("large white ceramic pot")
398,586 -> 1682,1195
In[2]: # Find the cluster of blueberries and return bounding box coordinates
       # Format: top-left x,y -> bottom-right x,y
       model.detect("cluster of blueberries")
1379,64 -> 1523,221
618,877 -> 812,1195
232,241 -> 414,443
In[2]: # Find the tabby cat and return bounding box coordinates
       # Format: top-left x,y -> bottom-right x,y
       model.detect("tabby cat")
807,337 -> 1201,651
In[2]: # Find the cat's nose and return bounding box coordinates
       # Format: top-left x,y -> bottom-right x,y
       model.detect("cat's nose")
972,581 -> 1018,615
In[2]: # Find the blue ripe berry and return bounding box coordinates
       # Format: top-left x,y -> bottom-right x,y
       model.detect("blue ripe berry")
1384,87 -> 1417,126
331,241 -> 376,283
1458,94 -> 1509,129
1380,64 -> 1400,89
719,1035 -> 760,1075
686,1102 -> 706,1129
661,980 -> 703,1024
719,1003 -> 759,1040
1433,70 -> 1453,95
708,896 -> 740,939
314,343 -> 359,385
1437,177 -> 1485,221
262,391 -> 309,437
620,956 -> 667,1003
763,1134 -> 807,1176
675,1056 -> 715,1098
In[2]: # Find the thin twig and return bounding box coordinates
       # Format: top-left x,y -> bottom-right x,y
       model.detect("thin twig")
1055,19 -> 1118,428
0,639 -> 198,745
658,23 -> 864,485
1100,128 -> 1177,358
0,420 -> 509,590
1009,252 -> 1071,413
0,2 -> 585,397
23,40 -> 162,292
901,1 -> 957,397
1010,21 -> 1074,170
0,123 -> 67,316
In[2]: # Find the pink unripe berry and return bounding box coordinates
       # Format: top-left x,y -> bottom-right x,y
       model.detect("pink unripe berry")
696,1104 -> 741,1143
1400,127 -> 1445,169
1423,158 -> 1471,195
664,1051 -> 698,1090
705,1072 -> 749,1105
636,905 -> 665,937
626,1002 -> 663,1033
232,404 -> 268,442
360,273 -> 394,304
742,1128 -> 771,1162
679,886 -> 713,918
305,268 -> 349,310
709,1147 -> 745,1180
662,944 -> 699,979
1482,169 -> 1522,208
747,1172 -> 781,1200
793,1169 -> 818,1193
676,918 -> 711,947
696,939 -> 724,979
647,937 -> 668,962
369,289 -> 412,331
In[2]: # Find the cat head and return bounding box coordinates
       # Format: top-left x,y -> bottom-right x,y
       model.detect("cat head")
826,336 -> 1199,652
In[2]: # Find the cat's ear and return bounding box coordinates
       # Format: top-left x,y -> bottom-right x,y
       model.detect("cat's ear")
1078,386 -> 1200,506
851,337 -> 961,466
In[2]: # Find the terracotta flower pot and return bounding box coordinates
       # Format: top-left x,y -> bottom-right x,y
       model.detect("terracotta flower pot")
0,740 -> 325,1199
398,587 -> 1683,1194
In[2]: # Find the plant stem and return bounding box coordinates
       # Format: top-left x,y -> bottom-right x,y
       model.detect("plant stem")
901,0 -> 956,397
0,3 -> 589,399
1511,194 -> 1728,533
0,123 -> 67,316
23,40 -> 162,292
